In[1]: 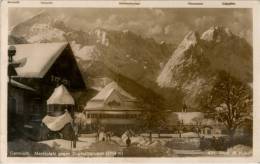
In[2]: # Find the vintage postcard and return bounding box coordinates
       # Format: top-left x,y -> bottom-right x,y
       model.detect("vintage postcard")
1,0 -> 260,163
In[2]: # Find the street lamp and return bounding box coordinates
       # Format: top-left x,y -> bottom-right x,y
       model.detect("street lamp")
8,45 -> 17,82
8,45 -> 16,63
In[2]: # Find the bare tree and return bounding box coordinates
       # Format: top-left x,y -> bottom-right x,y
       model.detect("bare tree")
141,110 -> 166,142
177,121 -> 184,138
192,116 -> 204,137
202,71 -> 252,142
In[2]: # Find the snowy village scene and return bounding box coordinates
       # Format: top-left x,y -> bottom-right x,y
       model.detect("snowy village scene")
7,8 -> 253,157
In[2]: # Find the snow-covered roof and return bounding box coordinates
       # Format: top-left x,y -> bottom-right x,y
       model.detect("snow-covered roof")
85,82 -> 137,110
42,110 -> 72,131
167,112 -> 204,125
47,84 -> 75,105
10,79 -> 36,92
12,42 -> 68,78
90,82 -> 136,101
167,112 -> 223,127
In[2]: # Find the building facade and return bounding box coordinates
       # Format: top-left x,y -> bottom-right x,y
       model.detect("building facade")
84,82 -> 143,134
8,42 -> 86,140
166,111 -> 226,137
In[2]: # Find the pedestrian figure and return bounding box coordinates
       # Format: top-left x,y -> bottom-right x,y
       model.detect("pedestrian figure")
126,136 -> 131,147
97,129 -> 100,141
200,136 -> 205,151
215,137 -> 220,151
72,123 -> 77,148
106,131 -> 111,142
73,123 -> 79,140
219,137 -> 225,151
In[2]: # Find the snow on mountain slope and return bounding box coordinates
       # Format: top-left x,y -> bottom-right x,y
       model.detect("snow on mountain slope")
157,31 -> 200,88
11,12 -> 66,43
157,26 -> 252,107
28,24 -> 65,43
11,10 -> 252,109
70,41 -> 100,61
200,26 -> 233,42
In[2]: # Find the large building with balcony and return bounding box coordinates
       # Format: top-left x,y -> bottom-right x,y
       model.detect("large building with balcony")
84,82 -> 143,133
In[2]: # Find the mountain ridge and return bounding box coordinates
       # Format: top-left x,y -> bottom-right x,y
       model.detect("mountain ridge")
9,12 -> 252,110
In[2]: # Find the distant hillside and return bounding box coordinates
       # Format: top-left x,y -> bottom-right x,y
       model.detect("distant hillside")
9,11 -> 175,110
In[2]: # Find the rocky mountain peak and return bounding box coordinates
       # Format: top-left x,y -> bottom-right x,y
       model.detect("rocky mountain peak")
157,26 -> 252,108
179,31 -> 199,49
31,10 -> 51,21
156,31 -> 200,88
201,26 -> 233,42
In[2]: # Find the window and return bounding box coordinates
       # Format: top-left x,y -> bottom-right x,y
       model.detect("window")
207,129 -> 211,134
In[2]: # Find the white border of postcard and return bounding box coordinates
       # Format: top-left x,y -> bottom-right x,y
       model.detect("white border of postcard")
1,0 -> 260,163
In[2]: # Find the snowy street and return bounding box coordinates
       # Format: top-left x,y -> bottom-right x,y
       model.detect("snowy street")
28,134 -> 251,157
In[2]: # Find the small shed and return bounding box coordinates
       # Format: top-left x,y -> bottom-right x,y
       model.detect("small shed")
47,84 -> 75,117
41,85 -> 76,140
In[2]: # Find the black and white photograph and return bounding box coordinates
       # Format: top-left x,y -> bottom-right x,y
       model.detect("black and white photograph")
5,5 -> 254,158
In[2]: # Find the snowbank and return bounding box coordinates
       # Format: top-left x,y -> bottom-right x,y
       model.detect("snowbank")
39,138 -> 94,151
182,132 -> 199,138
8,139 -> 56,156
226,145 -> 252,156
123,139 -> 175,157
112,136 -> 124,146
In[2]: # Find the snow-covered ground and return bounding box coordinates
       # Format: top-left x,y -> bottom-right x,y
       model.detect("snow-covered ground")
39,137 -> 96,151
8,133 -> 252,157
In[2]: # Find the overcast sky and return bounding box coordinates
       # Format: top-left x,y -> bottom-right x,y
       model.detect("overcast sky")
9,8 -> 252,45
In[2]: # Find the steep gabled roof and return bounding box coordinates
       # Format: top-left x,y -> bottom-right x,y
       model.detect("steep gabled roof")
90,82 -> 136,101
47,84 -> 75,105
12,42 -> 68,78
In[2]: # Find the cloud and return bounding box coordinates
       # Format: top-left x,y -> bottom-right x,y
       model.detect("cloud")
194,16 -> 216,30
106,14 -> 121,25
230,22 -> 252,44
226,11 -> 252,44
238,29 -> 251,40
164,23 -> 190,43
233,11 -> 246,20
148,25 -> 163,35
152,9 -> 166,17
